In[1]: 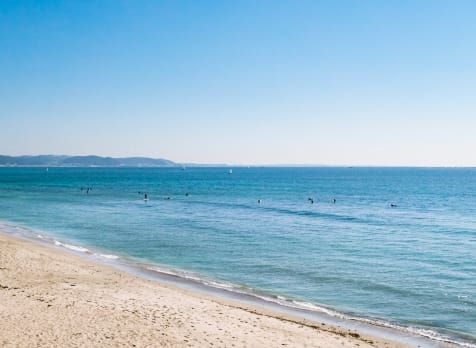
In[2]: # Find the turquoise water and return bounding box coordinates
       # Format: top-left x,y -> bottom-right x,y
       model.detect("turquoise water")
1,167 -> 475,346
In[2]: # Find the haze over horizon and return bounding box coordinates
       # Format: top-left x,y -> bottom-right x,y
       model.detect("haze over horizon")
1,1 -> 475,166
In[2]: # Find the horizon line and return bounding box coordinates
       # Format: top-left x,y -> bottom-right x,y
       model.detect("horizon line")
0,154 -> 474,168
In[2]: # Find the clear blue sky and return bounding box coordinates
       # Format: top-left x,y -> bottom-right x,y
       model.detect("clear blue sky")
1,0 -> 475,166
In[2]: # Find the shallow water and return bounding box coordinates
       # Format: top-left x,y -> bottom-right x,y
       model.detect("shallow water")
0,167 -> 475,346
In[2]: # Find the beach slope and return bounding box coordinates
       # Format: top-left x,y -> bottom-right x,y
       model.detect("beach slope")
0,233 -> 408,347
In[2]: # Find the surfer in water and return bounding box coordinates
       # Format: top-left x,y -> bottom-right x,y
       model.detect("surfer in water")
144,193 -> 148,201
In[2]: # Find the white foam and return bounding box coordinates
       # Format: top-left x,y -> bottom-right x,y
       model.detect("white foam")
146,266 -> 179,277
98,254 -> 119,260
145,266 -> 238,291
54,240 -> 90,253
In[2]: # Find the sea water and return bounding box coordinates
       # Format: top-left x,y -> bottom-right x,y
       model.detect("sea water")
0,167 -> 475,346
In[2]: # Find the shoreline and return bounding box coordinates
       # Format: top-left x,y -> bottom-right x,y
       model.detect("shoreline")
0,231 -> 410,348
0,227 -> 462,348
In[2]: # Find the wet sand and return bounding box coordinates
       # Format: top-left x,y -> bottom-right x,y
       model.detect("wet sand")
0,232 -> 410,347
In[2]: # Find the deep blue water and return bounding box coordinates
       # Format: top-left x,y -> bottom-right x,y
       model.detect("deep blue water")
0,167 -> 475,345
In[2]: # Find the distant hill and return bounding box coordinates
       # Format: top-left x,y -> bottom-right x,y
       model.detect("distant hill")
117,157 -> 175,167
0,155 -> 177,167
61,156 -> 120,166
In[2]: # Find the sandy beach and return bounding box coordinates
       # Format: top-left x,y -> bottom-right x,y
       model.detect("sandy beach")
0,232 -> 410,348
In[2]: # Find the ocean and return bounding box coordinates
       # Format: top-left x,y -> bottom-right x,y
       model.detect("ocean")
0,167 -> 475,346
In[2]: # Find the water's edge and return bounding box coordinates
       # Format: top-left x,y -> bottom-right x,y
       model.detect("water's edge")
1,220 -> 469,348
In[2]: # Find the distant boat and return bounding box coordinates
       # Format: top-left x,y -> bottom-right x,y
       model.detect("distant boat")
229,169 -> 233,174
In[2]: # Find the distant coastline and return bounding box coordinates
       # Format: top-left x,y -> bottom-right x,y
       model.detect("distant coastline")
0,155 -> 176,167
0,155 -> 233,168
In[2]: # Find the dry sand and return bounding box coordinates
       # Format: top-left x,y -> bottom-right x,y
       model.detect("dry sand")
0,232 -> 410,347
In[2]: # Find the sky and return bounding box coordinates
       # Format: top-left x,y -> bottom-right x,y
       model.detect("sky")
1,0 -> 475,166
